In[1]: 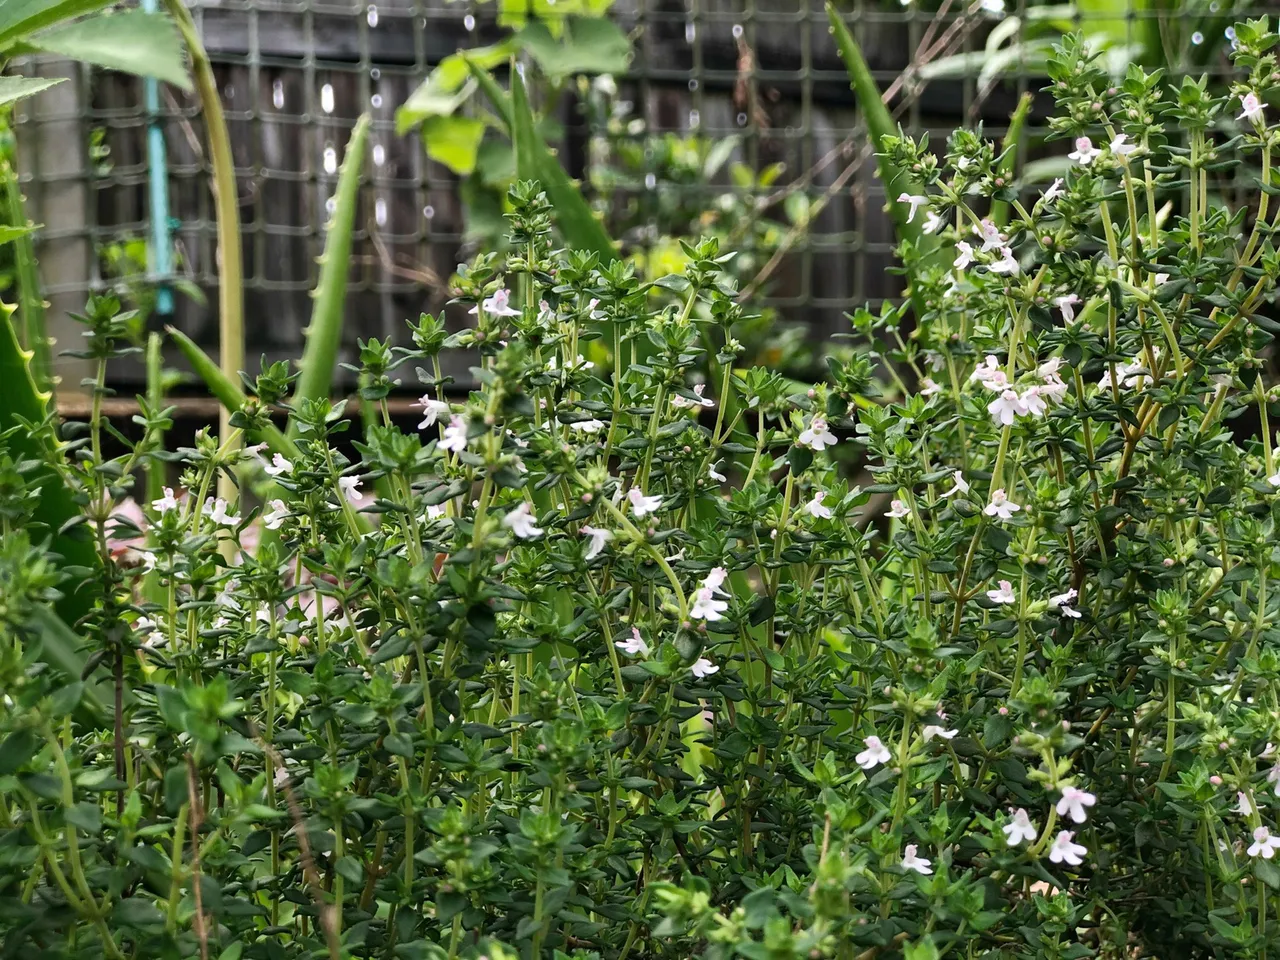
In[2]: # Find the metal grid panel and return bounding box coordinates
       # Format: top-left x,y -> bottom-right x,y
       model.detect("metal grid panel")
10,0 -> 1261,391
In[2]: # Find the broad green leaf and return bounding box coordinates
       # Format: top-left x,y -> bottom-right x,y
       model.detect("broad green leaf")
0,74 -> 65,106
0,0 -> 111,46
515,17 -> 631,78
29,10 -> 191,90
395,42 -> 514,135
422,115 -> 486,176
824,2 -> 929,321
288,113 -> 369,441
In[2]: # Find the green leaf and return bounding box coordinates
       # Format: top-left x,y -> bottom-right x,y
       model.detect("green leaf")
421,115 -> 486,176
395,42 -> 514,135
112,896 -> 166,928
824,2 -> 929,321
0,223 -> 34,245
469,59 -> 613,261
0,0 -> 112,46
28,11 -> 190,90
288,114 -> 369,442
0,75 -> 65,107
515,17 -> 631,79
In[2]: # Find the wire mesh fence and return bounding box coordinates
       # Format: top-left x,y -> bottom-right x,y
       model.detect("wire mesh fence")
11,0 -> 1265,393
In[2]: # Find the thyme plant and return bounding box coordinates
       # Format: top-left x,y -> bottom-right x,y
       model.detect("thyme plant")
6,23 -> 1280,960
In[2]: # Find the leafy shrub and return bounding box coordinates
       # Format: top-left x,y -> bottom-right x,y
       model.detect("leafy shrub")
7,22 -> 1280,960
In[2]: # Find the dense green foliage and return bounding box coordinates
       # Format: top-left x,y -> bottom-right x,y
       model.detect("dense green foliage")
8,21 -> 1280,960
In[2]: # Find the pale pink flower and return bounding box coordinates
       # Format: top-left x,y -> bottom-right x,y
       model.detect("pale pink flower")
1049,831 -> 1087,866
856,735 -> 891,770
1068,136 -> 1100,166
987,580 -> 1016,605
901,844 -> 933,875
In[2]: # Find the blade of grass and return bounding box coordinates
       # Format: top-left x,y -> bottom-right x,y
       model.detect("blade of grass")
825,2 -> 930,320
287,114 -> 370,441
990,92 -> 1034,228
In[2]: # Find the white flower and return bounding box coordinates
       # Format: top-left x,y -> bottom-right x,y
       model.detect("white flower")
1110,133 -> 1138,158
702,567 -> 730,596
203,497 -> 241,527
502,502 -> 543,539
581,524 -> 612,559
1267,762 -> 1280,795
569,419 -> 606,434
690,587 -> 728,621
1048,588 -> 1082,619
987,389 -> 1025,426
798,416 -> 839,451
1020,386 -> 1048,419
628,487 -> 663,518
856,735 -> 891,770
941,471 -> 969,499
922,724 -> 958,742
1048,830 -> 1088,866
133,616 -> 164,649
969,355 -> 1008,391
331,477 -> 362,506
151,487 -> 180,514
884,499 -> 910,519
1043,178 -> 1065,203
897,193 -> 929,223
984,489 -> 1021,521
709,463 -> 727,483
690,657 -> 720,679
1003,809 -> 1038,846
416,396 -> 451,430
980,0 -> 1004,11
262,499 -> 289,530
920,377 -> 943,397
1153,273 -> 1169,286
616,627 -> 649,658
901,844 -> 933,874
804,491 -> 833,520
424,503 -> 447,520
471,287 -> 521,317
986,580 -> 1016,604
1238,792 -> 1255,816
1054,294 -> 1080,323
671,383 -> 716,409
990,246 -> 1020,275
1056,786 -> 1097,824
1270,472 -> 1280,488
1240,91 -> 1264,123
953,240 -> 975,271
1249,827 -> 1280,859
922,211 -> 944,235
1068,136 -> 1101,166
440,415 -> 468,453
263,452 -> 294,477
976,218 -> 1004,252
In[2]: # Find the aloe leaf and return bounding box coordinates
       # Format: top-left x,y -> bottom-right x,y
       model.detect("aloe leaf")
1,150 -> 52,392
288,113 -> 369,441
824,2 -> 930,320
466,59 -> 614,261
990,92 -> 1034,228
167,326 -> 301,461
0,304 -> 98,627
